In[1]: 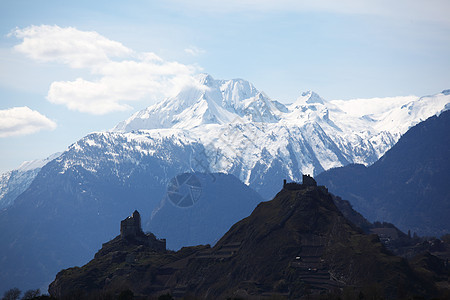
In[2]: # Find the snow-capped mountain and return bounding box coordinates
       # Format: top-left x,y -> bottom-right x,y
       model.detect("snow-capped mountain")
1,74 -> 448,293
111,74 -> 449,195
2,75 -> 448,205
113,74 -> 280,131
330,90 -> 450,137
0,152 -> 60,209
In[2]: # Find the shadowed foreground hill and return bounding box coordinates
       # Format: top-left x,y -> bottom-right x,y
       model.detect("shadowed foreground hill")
50,182 -> 439,299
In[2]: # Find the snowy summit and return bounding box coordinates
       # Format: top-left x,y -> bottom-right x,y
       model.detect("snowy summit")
112,74 -> 449,181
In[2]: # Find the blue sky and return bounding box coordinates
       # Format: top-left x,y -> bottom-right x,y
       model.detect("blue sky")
0,0 -> 449,173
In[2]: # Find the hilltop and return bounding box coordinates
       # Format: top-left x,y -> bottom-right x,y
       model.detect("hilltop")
49,177 -> 447,299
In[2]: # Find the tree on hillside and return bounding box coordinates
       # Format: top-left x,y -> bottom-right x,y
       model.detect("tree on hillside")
22,289 -> 40,300
2,288 -> 21,300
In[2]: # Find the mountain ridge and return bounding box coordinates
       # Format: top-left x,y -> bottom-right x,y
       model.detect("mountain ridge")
0,152 -> 61,210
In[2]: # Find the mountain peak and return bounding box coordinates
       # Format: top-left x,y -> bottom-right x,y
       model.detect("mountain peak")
300,90 -> 326,104
113,75 -> 277,131
195,73 -> 215,87
289,91 -> 326,109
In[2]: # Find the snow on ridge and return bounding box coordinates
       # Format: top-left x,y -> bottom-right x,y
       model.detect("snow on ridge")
107,74 -> 449,183
330,95 -> 418,117
2,80 -> 446,207
57,129 -> 205,175
112,74 -> 284,132
0,151 -> 63,209
369,93 -> 450,135
291,90 -> 326,107
8,74 -> 448,202
16,152 -> 62,172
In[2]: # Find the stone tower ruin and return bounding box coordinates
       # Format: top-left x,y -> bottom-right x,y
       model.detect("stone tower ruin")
120,210 -> 166,251
120,210 -> 143,238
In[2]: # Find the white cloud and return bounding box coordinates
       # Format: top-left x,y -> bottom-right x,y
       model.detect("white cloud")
0,107 -> 57,137
11,25 -> 133,69
184,46 -> 206,56
11,25 -> 199,115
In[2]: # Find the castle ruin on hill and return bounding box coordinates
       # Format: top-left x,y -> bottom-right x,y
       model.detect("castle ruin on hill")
283,174 -> 318,190
120,210 -> 166,251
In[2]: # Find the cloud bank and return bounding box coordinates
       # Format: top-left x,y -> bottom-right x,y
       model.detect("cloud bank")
0,107 -> 57,137
11,25 -> 199,115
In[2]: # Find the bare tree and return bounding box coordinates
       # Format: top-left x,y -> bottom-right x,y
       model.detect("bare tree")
2,288 -> 21,300
22,289 -> 40,300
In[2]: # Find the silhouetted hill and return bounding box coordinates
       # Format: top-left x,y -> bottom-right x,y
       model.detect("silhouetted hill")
317,110 -> 450,237
49,183 -> 439,299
